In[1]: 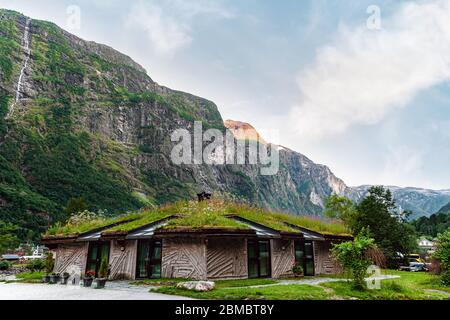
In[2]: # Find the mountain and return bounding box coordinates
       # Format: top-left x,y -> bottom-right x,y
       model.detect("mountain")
0,10 -> 352,239
1,10 -> 448,241
438,201 -> 450,214
347,186 -> 450,220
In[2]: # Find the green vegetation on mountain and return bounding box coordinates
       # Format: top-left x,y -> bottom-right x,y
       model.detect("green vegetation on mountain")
412,212 -> 450,238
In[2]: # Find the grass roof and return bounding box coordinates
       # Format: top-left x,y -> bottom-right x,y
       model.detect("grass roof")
44,212 -> 143,237
44,200 -> 351,237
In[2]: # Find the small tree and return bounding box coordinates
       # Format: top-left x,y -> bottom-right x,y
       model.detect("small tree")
45,252 -> 55,275
434,230 -> 450,285
98,256 -> 109,279
324,195 -> 358,231
331,231 -> 378,290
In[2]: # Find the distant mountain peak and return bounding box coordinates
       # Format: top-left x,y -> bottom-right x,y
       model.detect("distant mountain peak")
224,119 -> 267,144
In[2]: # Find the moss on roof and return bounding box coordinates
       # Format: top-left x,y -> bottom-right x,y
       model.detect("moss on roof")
44,212 -> 143,237
44,200 -> 351,237
270,213 -> 351,236
164,201 -> 248,230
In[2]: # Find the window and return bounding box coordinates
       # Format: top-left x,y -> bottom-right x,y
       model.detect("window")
136,240 -> 162,279
86,242 -> 110,277
294,240 -> 315,276
247,240 -> 271,278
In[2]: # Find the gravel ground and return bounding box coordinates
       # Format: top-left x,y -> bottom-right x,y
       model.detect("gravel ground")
0,281 -> 192,300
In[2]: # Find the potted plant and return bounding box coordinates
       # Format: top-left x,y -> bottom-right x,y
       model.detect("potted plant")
49,272 -> 61,284
92,257 -> 110,289
80,270 -> 95,287
292,263 -> 304,278
42,253 -> 54,283
60,272 -> 70,285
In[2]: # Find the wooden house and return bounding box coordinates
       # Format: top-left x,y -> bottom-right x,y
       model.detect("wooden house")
42,201 -> 352,280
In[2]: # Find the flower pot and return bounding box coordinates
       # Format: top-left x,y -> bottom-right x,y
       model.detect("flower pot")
80,278 -> 93,287
49,274 -> 61,284
92,278 -> 107,289
60,275 -> 70,285
42,275 -> 50,283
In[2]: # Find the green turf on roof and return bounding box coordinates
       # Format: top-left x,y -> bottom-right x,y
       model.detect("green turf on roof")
272,213 -> 351,236
44,200 -> 351,237
44,212 -> 143,237
103,210 -> 173,233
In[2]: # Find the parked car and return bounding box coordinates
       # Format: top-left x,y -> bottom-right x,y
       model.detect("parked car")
399,262 -> 428,272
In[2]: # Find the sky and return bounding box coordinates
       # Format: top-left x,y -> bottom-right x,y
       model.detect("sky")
1,0 -> 450,190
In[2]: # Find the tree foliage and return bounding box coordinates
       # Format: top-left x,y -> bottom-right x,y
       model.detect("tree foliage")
412,212 -> 450,238
331,231 -> 377,290
354,187 -> 417,266
434,231 -> 450,285
63,197 -> 88,219
324,195 -> 358,230
0,220 -> 19,254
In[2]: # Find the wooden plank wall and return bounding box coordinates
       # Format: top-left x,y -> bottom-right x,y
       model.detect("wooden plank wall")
109,240 -> 137,280
54,243 -> 88,275
271,239 -> 295,278
313,240 -> 341,275
161,238 -> 207,280
206,238 -> 247,279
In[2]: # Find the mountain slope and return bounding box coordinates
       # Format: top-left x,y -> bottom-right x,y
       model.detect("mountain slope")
346,186 -> 450,220
438,201 -> 450,214
0,10 -> 352,239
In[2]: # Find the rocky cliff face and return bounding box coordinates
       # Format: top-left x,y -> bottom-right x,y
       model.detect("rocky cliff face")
0,10 -> 352,239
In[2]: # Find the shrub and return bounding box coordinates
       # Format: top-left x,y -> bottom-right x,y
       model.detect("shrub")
26,258 -> 46,272
434,230 -> 450,285
0,261 -> 11,271
98,256 -> 109,279
331,230 -> 378,290
44,253 -> 54,275
292,263 -> 304,276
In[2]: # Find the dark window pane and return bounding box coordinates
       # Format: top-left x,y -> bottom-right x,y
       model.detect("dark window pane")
151,264 -> 161,278
152,245 -> 161,260
89,246 -> 98,260
248,260 -> 259,278
248,242 -> 257,258
137,241 -> 150,278
305,260 -> 314,276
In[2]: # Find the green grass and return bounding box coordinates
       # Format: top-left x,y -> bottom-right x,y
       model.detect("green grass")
382,270 -> 450,293
153,284 -> 331,300
44,200 -> 351,237
215,278 -> 278,288
45,211 -> 143,237
131,278 -> 276,289
130,278 -> 193,286
14,271 -> 45,283
321,280 -> 447,300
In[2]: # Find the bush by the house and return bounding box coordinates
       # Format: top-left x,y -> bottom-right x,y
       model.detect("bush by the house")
0,261 -> 11,271
44,253 -> 54,275
331,231 -> 379,290
26,258 -> 46,272
434,230 -> 450,285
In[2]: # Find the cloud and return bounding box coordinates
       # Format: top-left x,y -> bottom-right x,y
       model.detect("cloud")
125,0 -> 233,55
290,0 -> 450,139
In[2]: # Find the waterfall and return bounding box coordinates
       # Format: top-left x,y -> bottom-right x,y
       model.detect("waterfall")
7,17 -> 32,118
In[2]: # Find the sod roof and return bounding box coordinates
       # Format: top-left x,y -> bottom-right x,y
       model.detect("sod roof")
43,200 -> 351,238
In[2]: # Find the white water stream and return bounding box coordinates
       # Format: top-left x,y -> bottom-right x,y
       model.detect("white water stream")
7,17 -> 32,119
